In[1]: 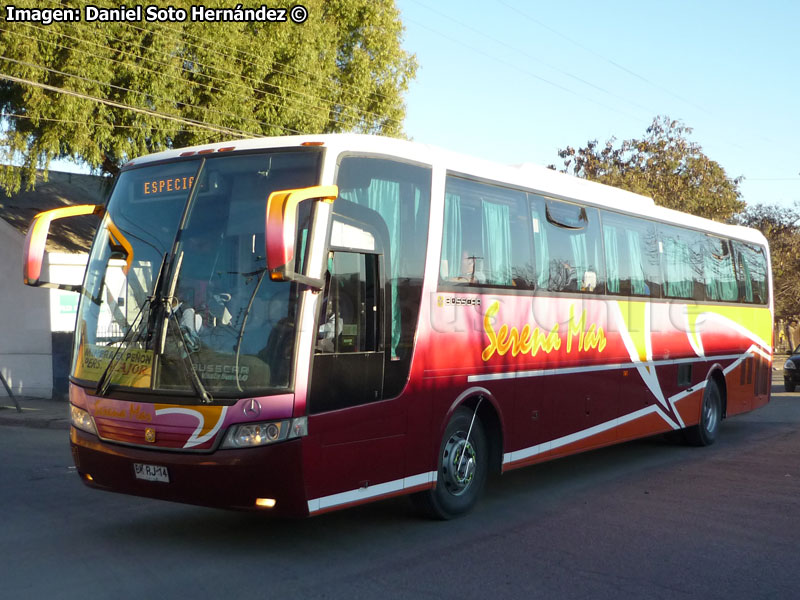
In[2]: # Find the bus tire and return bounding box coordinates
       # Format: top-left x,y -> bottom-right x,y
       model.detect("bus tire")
685,379 -> 722,447
785,381 -> 795,393
413,407 -> 488,520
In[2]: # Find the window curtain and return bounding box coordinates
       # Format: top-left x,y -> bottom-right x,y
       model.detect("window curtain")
719,254 -> 738,300
441,193 -> 462,279
738,251 -> 753,302
626,230 -> 647,295
604,225 -> 619,293
704,253 -> 720,300
481,200 -> 512,285
748,251 -> 767,302
340,179 -> 402,356
570,233 -> 589,289
705,251 -> 737,301
664,238 -> 693,298
531,206 -> 549,289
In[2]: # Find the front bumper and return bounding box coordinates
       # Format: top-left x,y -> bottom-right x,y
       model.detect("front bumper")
783,369 -> 800,386
70,426 -> 308,516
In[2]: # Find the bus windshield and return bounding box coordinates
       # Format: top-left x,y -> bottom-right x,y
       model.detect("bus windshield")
73,149 -> 321,400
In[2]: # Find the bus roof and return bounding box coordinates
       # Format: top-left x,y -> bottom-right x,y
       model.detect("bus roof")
126,134 -> 767,248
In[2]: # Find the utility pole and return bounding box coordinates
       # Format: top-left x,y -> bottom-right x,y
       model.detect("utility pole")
0,371 -> 23,413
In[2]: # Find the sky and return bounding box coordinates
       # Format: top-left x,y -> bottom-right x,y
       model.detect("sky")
395,0 -> 800,209
41,1 -> 800,211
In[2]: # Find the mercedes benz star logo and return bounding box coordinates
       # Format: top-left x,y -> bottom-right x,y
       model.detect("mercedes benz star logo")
243,398 -> 261,418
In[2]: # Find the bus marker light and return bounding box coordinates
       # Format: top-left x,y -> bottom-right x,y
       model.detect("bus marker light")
84,474 -> 94,482
301,141 -> 324,146
218,146 -> 236,152
180,151 -> 196,157
255,498 -> 276,509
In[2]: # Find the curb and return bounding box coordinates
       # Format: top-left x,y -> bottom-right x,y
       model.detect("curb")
0,398 -> 71,430
0,412 -> 71,430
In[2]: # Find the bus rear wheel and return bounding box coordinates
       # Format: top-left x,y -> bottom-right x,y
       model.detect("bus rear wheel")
685,380 -> 722,446
413,406 -> 488,519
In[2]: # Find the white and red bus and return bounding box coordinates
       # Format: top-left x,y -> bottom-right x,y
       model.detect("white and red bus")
24,135 -> 772,518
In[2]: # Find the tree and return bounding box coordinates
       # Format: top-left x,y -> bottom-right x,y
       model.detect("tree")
0,0 -> 416,193
551,116 -> 745,221
734,202 -> 800,321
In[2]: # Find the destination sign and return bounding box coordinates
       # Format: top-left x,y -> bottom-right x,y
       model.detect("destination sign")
143,176 -> 195,196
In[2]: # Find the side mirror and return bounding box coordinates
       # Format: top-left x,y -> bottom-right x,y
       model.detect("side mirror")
266,185 -> 338,287
23,204 -> 104,291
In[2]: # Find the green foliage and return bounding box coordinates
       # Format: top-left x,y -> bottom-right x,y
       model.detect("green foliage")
734,203 -> 800,320
551,116 -> 745,221
0,0 -> 416,194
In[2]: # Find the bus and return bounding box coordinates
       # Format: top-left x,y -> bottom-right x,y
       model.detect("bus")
23,135 -> 772,518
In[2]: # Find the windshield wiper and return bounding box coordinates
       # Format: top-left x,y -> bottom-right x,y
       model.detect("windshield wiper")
94,299 -> 150,397
94,252 -> 168,397
165,308 -> 214,404
233,268 -> 267,392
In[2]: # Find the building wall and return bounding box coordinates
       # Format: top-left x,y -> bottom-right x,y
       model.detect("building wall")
0,219 -> 53,398
49,253 -> 88,332
48,253 -> 89,400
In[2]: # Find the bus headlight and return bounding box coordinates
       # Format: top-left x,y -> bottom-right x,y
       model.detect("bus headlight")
221,417 -> 307,449
70,405 -> 97,435
784,360 -> 796,370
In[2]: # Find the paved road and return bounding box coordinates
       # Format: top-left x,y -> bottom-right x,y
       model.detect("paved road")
2,378 -> 799,599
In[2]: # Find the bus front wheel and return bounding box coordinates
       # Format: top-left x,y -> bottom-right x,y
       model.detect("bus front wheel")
413,406 -> 488,519
685,380 -> 722,446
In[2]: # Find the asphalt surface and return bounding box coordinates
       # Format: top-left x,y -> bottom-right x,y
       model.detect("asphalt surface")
1,368 -> 798,599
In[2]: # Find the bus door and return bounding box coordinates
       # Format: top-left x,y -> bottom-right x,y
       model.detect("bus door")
305,214 -> 405,506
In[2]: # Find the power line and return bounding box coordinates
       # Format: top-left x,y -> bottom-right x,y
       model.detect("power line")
495,0 -> 709,114
491,0 -> 796,158
0,54 -> 291,137
0,111 -> 205,133
745,178 -> 800,182
403,16 -> 640,123
142,18 -> 400,113
406,0 -> 654,118
33,0 -> 404,129
3,23 -> 346,133
0,72 -> 252,139
99,0 -> 403,109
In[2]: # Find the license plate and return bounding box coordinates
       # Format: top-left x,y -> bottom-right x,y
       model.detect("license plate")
134,462 -> 170,483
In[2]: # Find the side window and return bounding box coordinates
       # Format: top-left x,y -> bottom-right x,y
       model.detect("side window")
659,225 -> 705,301
704,236 -> 738,302
732,241 -> 768,304
439,176 -> 533,289
601,211 -> 661,297
530,195 -> 604,294
316,252 -> 379,354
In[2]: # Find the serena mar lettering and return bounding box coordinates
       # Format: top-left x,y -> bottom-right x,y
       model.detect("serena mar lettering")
481,301 -> 606,361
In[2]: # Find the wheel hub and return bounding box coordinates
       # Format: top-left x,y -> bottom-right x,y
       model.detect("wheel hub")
442,432 -> 476,495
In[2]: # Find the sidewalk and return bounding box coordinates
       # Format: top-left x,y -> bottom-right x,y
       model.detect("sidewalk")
0,396 -> 70,430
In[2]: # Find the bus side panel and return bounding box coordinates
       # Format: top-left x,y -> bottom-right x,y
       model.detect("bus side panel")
303,398 -> 406,508
417,294 -> 772,469
723,358 -> 755,416
527,368 -> 623,456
